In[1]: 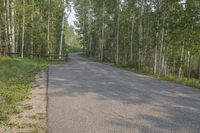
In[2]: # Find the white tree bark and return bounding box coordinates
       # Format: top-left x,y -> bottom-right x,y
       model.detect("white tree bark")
138,0 -> 144,68
159,19 -> 165,75
88,0 -> 92,55
130,15 -> 135,62
59,11 -> 65,59
11,0 -> 15,54
7,0 -> 12,53
21,0 -> 25,58
4,0 -> 8,52
31,0 -> 34,56
154,45 -> 158,74
178,45 -> 185,78
101,0 -> 105,61
59,0 -> 71,59
116,0 -> 120,64
187,51 -> 192,78
47,0 -> 50,56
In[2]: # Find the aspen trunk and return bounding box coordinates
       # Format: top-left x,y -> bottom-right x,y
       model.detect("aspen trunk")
161,45 -> 165,74
15,23 -> 19,53
21,0 -> 25,58
138,0 -> 144,69
159,19 -> 165,75
59,0 -> 66,59
47,0 -> 50,56
163,45 -> 168,75
178,45 -> 185,78
88,0 -> 92,55
30,0 -> 34,56
198,57 -> 200,83
130,15 -> 135,62
100,0 -> 105,61
187,51 -> 192,78
4,0 -> 8,53
59,13 -> 65,59
83,20 -> 86,52
11,0 -> 15,54
7,0 -> 12,54
116,0 -> 120,64
59,1 -> 72,59
154,45 -> 158,74
98,26 -> 100,59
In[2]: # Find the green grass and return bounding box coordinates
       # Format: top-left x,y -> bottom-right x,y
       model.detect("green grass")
0,57 -> 64,124
161,74 -> 200,89
115,64 -> 200,89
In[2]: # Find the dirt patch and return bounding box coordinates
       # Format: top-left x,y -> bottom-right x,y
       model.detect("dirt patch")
0,72 -> 47,133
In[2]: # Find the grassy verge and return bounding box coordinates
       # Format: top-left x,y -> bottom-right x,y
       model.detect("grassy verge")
161,74 -> 200,89
0,57 -> 64,125
115,64 -> 200,89
80,53 -> 200,89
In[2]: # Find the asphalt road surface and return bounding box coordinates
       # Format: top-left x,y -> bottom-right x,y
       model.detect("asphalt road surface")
48,53 -> 200,133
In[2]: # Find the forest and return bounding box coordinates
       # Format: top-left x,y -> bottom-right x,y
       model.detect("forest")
74,0 -> 200,83
0,0 -> 200,82
0,0 -> 73,128
0,0 -> 200,80
0,0 -> 74,59
0,0 -> 200,132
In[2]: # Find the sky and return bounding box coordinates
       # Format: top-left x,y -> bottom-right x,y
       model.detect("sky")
67,6 -> 76,27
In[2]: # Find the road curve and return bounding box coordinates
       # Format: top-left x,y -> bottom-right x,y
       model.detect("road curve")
48,53 -> 200,133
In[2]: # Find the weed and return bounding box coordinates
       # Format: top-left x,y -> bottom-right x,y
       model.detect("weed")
24,104 -> 33,110
0,57 -> 63,124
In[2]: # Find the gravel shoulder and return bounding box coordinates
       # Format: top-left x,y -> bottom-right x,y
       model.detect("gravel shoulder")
0,72 -> 47,133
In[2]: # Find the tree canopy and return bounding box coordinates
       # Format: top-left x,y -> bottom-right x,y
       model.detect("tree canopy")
74,0 -> 200,80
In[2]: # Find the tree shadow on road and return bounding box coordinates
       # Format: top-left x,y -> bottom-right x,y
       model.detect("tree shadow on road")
48,62 -> 200,132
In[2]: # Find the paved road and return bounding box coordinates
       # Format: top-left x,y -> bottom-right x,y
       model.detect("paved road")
48,53 -> 200,133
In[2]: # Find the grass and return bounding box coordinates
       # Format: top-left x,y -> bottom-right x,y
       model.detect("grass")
23,104 -> 33,110
161,74 -> 200,89
118,64 -> 200,89
80,53 -> 200,89
0,57 -> 64,124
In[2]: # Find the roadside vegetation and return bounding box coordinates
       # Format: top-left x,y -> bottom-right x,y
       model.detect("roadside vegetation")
0,0 -> 79,128
76,1 -> 200,88
0,57 -> 63,125
82,53 -> 200,89
117,64 -> 200,89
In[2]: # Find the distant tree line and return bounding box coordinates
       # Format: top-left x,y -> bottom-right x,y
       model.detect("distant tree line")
0,0 -> 70,58
74,0 -> 200,81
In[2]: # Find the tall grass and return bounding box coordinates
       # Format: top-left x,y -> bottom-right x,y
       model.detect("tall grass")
0,57 -> 62,123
